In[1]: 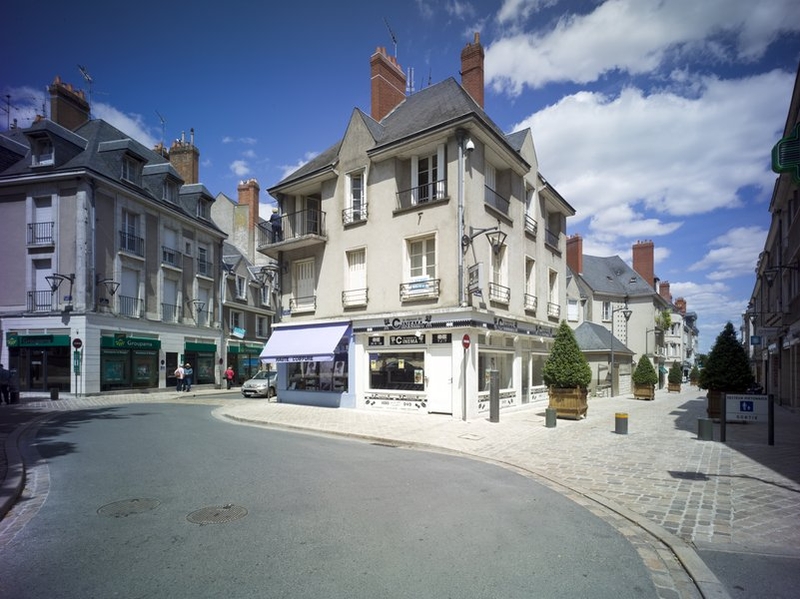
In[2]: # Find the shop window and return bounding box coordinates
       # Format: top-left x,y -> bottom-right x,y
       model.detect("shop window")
369,351 -> 425,391
288,359 -> 348,392
478,351 -> 513,392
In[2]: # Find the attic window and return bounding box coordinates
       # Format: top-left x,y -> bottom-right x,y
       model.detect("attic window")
196,199 -> 210,220
32,138 -> 54,166
121,155 -> 141,184
163,180 -> 178,203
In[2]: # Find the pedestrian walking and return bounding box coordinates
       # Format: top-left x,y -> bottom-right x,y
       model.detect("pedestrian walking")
0,364 -> 10,405
174,364 -> 185,392
225,365 -> 235,390
183,363 -> 193,391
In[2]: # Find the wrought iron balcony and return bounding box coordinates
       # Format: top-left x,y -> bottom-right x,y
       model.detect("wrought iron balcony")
27,221 -> 54,245
484,186 -> 510,215
396,179 -> 447,211
119,230 -> 144,256
524,293 -> 538,312
488,282 -> 510,304
342,288 -> 368,307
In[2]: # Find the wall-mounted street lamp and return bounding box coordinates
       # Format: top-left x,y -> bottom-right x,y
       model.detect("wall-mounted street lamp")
461,222 -> 507,255
610,300 -> 633,397
763,263 -> 800,286
188,299 -> 206,322
96,275 -> 120,296
45,272 -> 74,294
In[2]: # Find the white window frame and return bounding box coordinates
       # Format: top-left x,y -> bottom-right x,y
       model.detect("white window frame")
122,155 -> 139,183
408,235 -> 436,280
230,310 -> 243,331
292,258 -> 316,312
32,137 -> 54,166
236,275 -> 246,299
345,169 -> 366,224
411,144 -> 445,204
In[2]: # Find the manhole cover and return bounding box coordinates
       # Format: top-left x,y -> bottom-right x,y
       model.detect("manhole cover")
98,498 -> 161,517
187,504 -> 247,525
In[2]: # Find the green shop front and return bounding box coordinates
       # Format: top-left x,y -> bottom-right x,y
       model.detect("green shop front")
6,332 -> 71,391
227,342 -> 265,384
182,341 -> 217,386
101,336 -> 160,391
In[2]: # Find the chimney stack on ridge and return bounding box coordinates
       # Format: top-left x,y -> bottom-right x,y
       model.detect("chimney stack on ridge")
460,32 -> 485,108
370,46 -> 406,122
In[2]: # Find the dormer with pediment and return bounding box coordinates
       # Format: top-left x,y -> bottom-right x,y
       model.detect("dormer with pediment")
23,120 -> 87,170
98,138 -> 149,187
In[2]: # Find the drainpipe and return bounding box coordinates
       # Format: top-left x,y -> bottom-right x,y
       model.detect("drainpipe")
457,129 -> 466,307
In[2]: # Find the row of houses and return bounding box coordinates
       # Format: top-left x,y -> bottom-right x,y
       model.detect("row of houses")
0,34 -> 698,417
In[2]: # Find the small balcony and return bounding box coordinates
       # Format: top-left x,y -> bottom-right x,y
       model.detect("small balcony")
484,186 -> 510,216
162,303 -> 181,323
342,205 -> 367,225
488,282 -> 510,304
396,179 -> 448,211
524,215 -> 537,238
400,278 -> 440,302
257,208 -> 327,258
342,288 -> 368,308
547,301 -> 561,320
119,295 -> 143,318
27,222 -> 54,246
289,295 -> 317,314
162,246 -> 180,267
27,290 -> 55,312
524,293 -> 538,312
119,230 -> 144,257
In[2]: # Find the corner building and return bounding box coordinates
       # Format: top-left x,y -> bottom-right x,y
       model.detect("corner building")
259,35 -> 575,419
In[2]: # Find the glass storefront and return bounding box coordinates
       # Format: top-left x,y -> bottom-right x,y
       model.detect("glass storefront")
478,351 -> 514,391
183,342 -> 217,385
6,333 -> 71,391
287,356 -> 348,391
369,351 -> 425,391
101,336 -> 160,391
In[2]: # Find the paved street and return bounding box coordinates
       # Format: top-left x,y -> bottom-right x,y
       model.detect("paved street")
2,385 -> 799,598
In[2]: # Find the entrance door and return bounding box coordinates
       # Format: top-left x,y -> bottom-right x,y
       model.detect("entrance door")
427,345 -> 453,414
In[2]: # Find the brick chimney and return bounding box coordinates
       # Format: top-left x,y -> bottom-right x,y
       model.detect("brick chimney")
370,46 -> 406,122
461,32 -> 485,108
659,281 -> 672,303
237,179 -> 260,230
566,234 -> 583,274
632,240 -> 655,289
169,128 -> 200,185
675,298 -> 686,315
48,76 -> 90,130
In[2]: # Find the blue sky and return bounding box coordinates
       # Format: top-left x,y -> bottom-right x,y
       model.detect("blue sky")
4,0 -> 800,353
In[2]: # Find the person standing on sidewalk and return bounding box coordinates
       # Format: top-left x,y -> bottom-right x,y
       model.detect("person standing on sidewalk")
183,363 -> 193,392
225,365 -> 235,390
0,364 -> 10,405
174,364 -> 185,392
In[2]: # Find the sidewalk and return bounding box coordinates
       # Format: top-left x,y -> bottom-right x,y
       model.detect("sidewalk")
2,386 -> 799,599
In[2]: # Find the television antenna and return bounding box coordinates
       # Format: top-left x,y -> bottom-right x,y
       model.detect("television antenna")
383,17 -> 397,59
78,64 -> 94,115
155,110 -> 167,144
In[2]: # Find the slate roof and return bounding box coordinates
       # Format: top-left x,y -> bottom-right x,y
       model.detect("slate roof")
574,321 -> 634,354
578,254 -> 659,299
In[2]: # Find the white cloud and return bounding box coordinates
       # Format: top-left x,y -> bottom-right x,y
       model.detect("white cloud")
229,160 -> 250,177
93,103 -> 158,148
689,226 -> 767,280
279,151 -> 319,181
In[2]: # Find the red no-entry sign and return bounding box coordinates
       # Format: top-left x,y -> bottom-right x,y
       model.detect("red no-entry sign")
462,334 -> 471,350
72,338 -> 83,349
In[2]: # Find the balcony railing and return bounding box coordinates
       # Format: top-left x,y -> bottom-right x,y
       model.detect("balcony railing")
257,208 -> 327,246
484,186 -> 510,215
524,293 -> 538,312
27,290 -> 54,312
162,303 -> 180,323
396,179 -> 447,211
162,245 -> 179,266
547,302 -> 561,319
289,295 -> 317,313
545,228 -> 559,250
119,295 -> 142,318
400,278 -> 440,301
27,222 -> 54,245
342,288 -> 368,308
119,230 -> 144,256
488,282 -> 510,304
524,215 -> 537,238
342,205 -> 367,225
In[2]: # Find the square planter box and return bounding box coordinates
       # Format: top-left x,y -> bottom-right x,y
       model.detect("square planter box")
548,387 -> 588,420
667,382 -> 681,393
633,383 -> 655,401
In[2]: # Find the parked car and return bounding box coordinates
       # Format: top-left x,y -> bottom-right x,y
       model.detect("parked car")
241,370 -> 278,398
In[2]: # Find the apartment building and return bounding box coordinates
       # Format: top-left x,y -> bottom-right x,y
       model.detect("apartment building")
258,34 -> 575,419
0,78 -> 226,394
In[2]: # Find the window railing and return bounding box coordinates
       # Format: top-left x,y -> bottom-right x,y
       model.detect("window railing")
547,302 -> 561,319
342,205 -> 368,225
400,278 -> 440,301
524,293 -> 538,312
27,222 -> 54,245
257,208 -> 326,245
162,303 -> 180,323
488,282 -> 510,304
119,230 -> 144,256
342,288 -> 368,307
119,295 -> 142,318
289,295 -> 317,313
396,179 -> 447,210
484,186 -> 510,215
162,246 -> 179,266
524,215 -> 538,237
545,228 -> 559,249
27,290 -> 54,312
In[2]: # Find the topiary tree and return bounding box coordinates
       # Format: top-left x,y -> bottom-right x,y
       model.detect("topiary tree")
698,322 -> 753,392
632,355 -> 658,386
689,364 -> 700,384
543,321 -> 591,389
668,361 -> 682,385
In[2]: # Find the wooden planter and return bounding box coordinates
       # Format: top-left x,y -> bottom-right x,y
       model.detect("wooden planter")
548,386 -> 588,420
632,382 -> 655,401
667,382 -> 681,393
706,389 -> 723,419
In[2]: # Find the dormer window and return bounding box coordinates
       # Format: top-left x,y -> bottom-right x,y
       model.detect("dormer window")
196,199 -> 210,220
163,180 -> 178,203
121,155 -> 141,184
32,138 -> 54,166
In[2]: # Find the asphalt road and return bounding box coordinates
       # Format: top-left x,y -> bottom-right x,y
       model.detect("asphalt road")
1,403 -> 658,598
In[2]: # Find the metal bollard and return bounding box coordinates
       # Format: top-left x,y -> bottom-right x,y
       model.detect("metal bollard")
615,412 -> 628,434
489,370 -> 499,423
50,387 -> 59,401
697,418 -> 713,441
545,407 -> 557,428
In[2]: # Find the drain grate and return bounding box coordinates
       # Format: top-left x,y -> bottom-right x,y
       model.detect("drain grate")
187,504 -> 248,525
98,498 -> 161,517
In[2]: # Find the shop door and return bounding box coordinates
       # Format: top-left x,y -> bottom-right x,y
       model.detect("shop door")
427,345 -> 453,414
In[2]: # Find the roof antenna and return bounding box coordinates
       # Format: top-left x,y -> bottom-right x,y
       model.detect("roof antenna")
78,64 -> 93,117
155,110 -> 167,144
384,17 -> 397,59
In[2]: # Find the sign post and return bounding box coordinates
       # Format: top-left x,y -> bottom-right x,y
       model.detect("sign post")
721,393 -> 773,445
72,338 -> 83,397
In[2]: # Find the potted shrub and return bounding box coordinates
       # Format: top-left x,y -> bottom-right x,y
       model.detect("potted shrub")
698,322 -> 754,419
632,355 -> 657,400
667,361 -> 682,392
689,364 -> 700,386
544,321 -> 592,419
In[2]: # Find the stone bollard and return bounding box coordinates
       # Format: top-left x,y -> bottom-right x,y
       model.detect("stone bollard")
697,418 -> 713,441
545,407 -> 557,428
50,387 -> 59,401
615,412 -> 628,434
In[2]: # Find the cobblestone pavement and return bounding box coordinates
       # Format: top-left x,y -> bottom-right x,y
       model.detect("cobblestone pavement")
2,386 -> 799,599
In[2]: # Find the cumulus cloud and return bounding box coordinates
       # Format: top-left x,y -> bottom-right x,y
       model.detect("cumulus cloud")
93,103 -> 158,148
229,160 -> 250,177
689,226 -> 767,280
